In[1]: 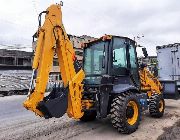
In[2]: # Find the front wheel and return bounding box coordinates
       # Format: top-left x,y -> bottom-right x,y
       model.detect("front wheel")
110,92 -> 141,134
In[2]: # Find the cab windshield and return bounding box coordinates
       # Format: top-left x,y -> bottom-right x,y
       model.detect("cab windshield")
83,41 -> 106,75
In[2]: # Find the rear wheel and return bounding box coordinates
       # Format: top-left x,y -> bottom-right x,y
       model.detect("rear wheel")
80,110 -> 97,122
149,94 -> 165,118
110,92 -> 141,134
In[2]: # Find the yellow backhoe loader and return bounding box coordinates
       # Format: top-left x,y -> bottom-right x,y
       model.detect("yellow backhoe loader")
23,3 -> 165,134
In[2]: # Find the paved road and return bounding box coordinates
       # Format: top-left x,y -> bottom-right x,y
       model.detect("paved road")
0,95 -> 179,140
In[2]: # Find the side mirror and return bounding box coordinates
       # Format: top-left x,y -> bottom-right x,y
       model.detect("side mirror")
142,47 -> 148,58
60,1 -> 63,6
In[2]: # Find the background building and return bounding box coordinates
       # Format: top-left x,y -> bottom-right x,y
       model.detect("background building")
0,49 -> 32,95
0,49 -> 33,70
138,56 -> 157,75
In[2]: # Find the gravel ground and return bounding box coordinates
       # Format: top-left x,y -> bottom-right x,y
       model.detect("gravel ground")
0,70 -> 31,95
0,95 -> 179,140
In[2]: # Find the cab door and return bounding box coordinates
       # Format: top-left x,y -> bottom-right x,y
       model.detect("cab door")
128,42 -> 140,87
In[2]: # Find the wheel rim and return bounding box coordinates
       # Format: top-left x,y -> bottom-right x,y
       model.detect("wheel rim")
126,101 -> 138,125
159,100 -> 164,112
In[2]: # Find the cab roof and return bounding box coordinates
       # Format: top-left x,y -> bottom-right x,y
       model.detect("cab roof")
82,35 -> 136,48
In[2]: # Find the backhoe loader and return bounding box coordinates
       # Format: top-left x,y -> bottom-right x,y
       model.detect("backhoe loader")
23,3 -> 165,134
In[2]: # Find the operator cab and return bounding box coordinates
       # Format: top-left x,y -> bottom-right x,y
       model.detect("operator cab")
83,35 -> 140,87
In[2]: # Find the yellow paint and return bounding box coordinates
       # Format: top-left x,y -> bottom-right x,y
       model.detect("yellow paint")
139,67 -> 163,97
127,101 -> 139,125
159,100 -> 164,112
82,100 -> 94,109
23,4 -> 85,119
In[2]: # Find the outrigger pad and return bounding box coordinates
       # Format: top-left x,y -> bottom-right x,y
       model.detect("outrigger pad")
37,85 -> 68,119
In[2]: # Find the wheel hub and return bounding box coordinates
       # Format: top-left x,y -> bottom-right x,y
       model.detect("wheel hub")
126,101 -> 139,125
159,100 -> 164,112
126,106 -> 134,118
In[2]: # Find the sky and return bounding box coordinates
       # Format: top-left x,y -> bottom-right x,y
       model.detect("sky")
0,0 -> 179,55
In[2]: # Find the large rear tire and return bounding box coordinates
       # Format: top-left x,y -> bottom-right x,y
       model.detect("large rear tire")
80,110 -> 97,122
149,94 -> 165,118
110,92 -> 141,134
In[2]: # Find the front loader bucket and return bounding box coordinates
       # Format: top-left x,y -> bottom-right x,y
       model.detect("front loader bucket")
37,85 -> 68,119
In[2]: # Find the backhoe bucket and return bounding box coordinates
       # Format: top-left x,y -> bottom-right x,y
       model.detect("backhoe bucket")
37,85 -> 68,119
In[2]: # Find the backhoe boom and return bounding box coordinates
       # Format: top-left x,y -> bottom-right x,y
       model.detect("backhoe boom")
23,4 -> 85,119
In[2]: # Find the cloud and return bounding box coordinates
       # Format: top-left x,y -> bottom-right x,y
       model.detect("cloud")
0,0 -> 179,55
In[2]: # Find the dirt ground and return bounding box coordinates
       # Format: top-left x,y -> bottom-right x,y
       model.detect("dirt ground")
0,95 -> 180,140
158,119 -> 180,140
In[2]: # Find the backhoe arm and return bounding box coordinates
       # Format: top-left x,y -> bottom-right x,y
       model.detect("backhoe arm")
23,4 -> 85,119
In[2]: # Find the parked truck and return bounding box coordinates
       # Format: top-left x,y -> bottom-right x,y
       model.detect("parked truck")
156,43 -> 180,99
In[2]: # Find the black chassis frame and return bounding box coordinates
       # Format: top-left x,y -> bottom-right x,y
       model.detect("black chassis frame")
82,36 -> 147,118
